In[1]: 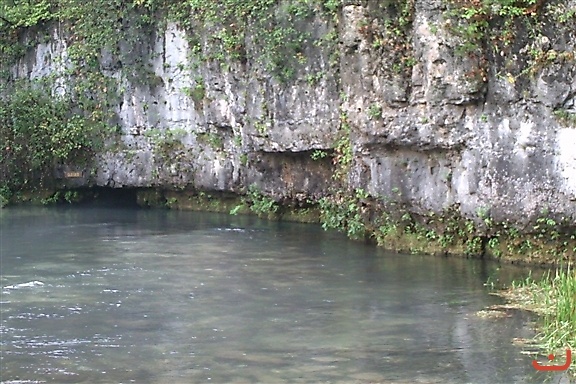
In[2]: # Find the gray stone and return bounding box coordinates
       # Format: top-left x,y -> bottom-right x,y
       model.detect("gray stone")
8,3 -> 576,226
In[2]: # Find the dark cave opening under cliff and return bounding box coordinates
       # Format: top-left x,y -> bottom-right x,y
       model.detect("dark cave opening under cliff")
72,187 -> 140,207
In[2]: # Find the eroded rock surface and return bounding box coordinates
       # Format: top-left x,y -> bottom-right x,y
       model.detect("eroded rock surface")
8,0 -> 576,228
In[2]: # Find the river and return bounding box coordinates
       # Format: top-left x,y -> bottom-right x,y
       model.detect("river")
0,206 -> 560,383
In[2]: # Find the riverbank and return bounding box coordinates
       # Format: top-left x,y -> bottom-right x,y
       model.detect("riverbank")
492,266 -> 576,377
3,187 -> 575,268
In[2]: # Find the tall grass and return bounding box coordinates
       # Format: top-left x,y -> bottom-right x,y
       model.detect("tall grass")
538,265 -> 576,352
505,265 -> 576,373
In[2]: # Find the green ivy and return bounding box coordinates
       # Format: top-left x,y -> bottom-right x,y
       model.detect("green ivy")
445,0 -> 540,56
333,113 -> 352,180
1,0 -> 53,28
319,188 -> 368,240
0,81 -> 112,196
230,184 -> 279,218
168,0 -> 336,82
365,0 -> 416,76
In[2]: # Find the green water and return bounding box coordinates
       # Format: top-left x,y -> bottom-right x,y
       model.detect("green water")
0,207 -> 560,383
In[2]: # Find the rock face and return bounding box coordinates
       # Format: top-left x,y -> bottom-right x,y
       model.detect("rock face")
7,0 -> 576,227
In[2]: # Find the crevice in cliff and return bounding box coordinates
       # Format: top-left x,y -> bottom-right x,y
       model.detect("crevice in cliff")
248,150 -> 335,201
64,187 -> 140,207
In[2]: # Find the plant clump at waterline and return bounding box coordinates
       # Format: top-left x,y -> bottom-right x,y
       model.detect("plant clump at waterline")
487,265 -> 576,377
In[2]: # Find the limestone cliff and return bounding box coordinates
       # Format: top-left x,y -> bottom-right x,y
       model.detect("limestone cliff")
3,0 -> 576,262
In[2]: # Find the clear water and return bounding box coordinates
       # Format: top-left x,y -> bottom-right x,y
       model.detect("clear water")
0,206 -> 559,383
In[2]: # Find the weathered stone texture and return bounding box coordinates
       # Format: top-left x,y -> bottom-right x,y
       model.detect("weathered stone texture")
10,0 -> 576,225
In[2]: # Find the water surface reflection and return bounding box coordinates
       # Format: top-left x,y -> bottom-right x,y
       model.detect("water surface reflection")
0,207 -> 557,383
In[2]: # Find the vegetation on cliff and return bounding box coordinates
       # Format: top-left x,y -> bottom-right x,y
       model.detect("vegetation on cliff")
1,0 -> 574,260
0,0 -> 340,206
318,186 -> 576,264
0,82 -> 112,206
